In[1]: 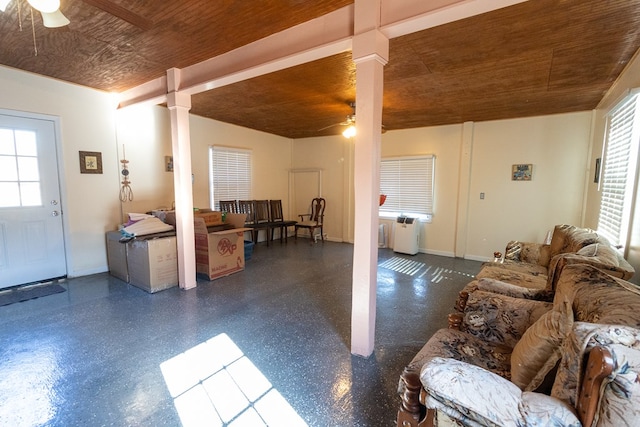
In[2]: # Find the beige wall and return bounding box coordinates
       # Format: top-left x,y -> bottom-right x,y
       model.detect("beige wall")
584,50 -> 640,284
3,57 -> 636,279
464,112 -> 592,260
0,65 -> 120,277
188,114 -> 294,215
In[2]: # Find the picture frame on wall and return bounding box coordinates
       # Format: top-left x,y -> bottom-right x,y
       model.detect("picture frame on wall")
512,164 -> 532,181
79,151 -> 103,174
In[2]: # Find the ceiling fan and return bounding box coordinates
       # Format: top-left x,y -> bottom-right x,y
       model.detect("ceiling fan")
0,0 -> 152,29
318,102 -> 357,137
0,0 -> 70,27
318,102 -> 385,138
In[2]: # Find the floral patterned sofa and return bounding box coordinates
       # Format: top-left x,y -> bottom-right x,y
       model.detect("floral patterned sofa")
474,224 -> 634,300
397,263 -> 640,427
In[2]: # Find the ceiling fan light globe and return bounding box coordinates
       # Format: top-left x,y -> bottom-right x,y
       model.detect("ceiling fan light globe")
41,9 -> 69,27
27,0 -> 59,13
342,125 -> 356,139
0,0 -> 11,12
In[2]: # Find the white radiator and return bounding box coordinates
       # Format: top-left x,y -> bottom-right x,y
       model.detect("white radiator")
378,223 -> 387,248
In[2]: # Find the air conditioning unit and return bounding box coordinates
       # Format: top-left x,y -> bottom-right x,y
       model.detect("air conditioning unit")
393,217 -> 419,255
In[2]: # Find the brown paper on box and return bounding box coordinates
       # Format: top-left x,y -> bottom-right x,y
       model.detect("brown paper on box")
194,216 -> 251,280
194,210 -> 223,226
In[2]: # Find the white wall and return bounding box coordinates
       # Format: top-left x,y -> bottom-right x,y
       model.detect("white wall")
188,114 -> 293,215
0,65 -> 120,277
465,112 -> 592,260
0,62 -> 613,280
380,124 -> 464,256
292,135 -> 351,241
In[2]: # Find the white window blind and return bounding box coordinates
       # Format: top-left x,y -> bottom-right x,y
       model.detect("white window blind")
597,93 -> 640,246
379,155 -> 435,219
209,146 -> 252,210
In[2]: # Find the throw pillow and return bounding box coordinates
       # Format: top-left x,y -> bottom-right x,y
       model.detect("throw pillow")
510,299 -> 574,390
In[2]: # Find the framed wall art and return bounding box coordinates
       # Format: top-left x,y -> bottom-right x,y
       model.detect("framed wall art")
79,151 -> 103,174
512,164 -> 532,181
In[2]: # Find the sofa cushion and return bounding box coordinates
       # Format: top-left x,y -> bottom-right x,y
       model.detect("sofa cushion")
575,242 -> 619,266
548,224 -> 600,259
461,291 -> 552,349
553,264 -> 640,327
409,328 -> 513,380
476,266 -> 548,292
510,299 -> 573,390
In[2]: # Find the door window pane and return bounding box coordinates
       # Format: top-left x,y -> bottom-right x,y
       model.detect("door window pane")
0,129 -> 15,155
0,155 -> 18,180
20,182 -> 42,206
18,157 -> 40,181
15,130 -> 37,156
0,182 -> 20,207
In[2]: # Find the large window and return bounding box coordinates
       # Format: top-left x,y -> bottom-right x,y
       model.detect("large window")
379,155 -> 435,221
209,146 -> 252,210
597,91 -> 640,247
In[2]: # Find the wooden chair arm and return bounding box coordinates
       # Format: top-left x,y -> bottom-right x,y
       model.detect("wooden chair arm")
397,365 -> 428,427
448,313 -> 463,329
576,346 -> 614,427
454,291 -> 469,312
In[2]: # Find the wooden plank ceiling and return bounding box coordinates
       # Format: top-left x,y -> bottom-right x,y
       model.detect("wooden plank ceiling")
1,0 -> 639,139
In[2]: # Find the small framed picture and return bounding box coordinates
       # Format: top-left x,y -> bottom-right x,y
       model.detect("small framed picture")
79,151 -> 103,174
512,164 -> 532,181
165,156 -> 174,172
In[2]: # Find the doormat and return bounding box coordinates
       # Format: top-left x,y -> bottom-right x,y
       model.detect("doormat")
0,283 -> 67,307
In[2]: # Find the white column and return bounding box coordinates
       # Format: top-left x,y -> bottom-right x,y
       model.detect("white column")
166,72 -> 197,290
350,27 -> 388,357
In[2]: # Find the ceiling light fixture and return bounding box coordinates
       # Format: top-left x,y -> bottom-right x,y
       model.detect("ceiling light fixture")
0,0 -> 70,55
26,0 -> 58,13
342,125 -> 356,139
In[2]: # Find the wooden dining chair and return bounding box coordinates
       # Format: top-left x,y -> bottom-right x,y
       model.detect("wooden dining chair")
269,199 -> 297,243
295,197 -> 325,244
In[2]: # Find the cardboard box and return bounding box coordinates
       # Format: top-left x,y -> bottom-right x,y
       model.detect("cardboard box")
164,209 -> 224,227
106,231 -> 129,282
127,235 -> 178,293
194,210 -> 223,226
194,213 -> 251,280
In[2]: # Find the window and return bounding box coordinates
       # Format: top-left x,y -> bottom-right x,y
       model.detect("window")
209,146 -> 252,210
0,128 -> 42,208
379,155 -> 435,221
597,91 -> 640,247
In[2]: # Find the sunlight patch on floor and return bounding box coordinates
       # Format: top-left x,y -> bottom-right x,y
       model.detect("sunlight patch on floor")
379,257 -> 475,282
160,333 -> 308,427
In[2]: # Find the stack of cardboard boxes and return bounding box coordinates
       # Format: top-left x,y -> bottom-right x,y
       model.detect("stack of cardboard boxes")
106,211 -> 250,293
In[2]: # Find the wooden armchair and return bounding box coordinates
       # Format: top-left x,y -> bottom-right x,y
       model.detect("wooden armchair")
294,197 -> 325,243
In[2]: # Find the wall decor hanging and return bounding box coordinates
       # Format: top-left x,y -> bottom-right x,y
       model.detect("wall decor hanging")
79,151 -> 102,174
119,145 -> 133,202
512,164 -> 532,181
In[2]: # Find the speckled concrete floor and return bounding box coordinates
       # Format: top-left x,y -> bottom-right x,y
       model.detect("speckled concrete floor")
0,241 -> 482,427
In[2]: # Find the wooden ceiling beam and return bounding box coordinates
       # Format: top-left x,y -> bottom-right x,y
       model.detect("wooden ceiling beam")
380,0 -> 529,39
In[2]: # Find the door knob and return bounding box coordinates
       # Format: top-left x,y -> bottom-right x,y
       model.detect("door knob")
52,211 -> 59,217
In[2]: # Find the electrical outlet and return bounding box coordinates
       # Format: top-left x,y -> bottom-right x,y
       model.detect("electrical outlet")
480,192 -> 485,199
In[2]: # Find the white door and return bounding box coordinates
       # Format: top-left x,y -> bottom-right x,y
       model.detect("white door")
0,113 -> 66,289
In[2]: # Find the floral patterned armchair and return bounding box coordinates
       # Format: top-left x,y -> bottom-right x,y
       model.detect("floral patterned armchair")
397,264 -> 640,427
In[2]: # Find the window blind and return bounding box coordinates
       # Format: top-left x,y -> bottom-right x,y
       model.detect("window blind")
209,146 -> 252,210
597,93 -> 640,246
379,155 -> 435,217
